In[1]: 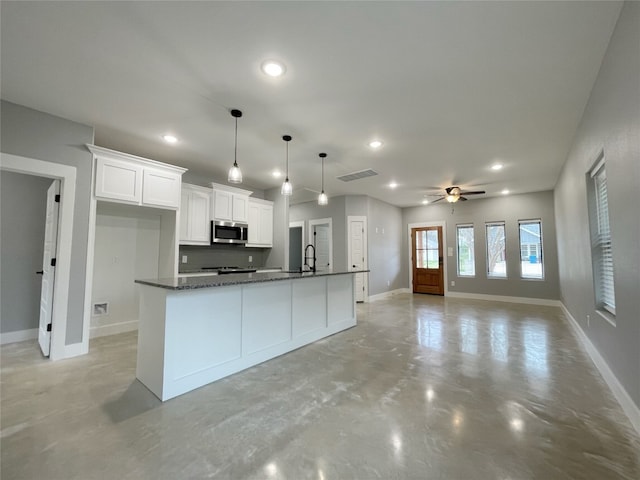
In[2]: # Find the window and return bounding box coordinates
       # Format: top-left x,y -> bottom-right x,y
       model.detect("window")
519,220 -> 544,279
457,224 -> 475,276
415,229 -> 439,269
486,222 -> 506,278
589,157 -> 615,316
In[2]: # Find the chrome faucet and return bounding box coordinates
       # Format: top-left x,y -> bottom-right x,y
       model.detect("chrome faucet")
304,244 -> 316,273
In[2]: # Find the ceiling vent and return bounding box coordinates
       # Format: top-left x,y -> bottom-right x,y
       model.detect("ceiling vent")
336,169 -> 378,182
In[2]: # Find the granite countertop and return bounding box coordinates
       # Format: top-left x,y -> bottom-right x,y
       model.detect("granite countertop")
136,269 -> 369,291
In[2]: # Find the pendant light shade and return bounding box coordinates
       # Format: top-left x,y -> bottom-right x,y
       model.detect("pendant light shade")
227,109 -> 243,184
318,152 -> 328,205
281,135 -> 293,196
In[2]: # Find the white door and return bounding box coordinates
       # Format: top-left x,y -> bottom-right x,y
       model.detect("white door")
348,217 -> 368,302
38,180 -> 60,357
313,225 -> 331,271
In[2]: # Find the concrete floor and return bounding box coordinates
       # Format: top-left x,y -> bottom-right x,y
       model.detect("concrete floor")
1,293 -> 639,479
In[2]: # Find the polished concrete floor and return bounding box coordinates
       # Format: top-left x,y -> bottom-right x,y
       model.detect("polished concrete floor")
2,293 -> 639,479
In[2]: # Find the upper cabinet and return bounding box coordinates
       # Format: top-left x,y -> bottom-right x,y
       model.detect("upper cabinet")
88,145 -> 186,209
210,183 -> 252,223
180,184 -> 211,245
247,198 -> 274,248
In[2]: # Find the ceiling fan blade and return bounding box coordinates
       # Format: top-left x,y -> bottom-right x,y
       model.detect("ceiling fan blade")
459,190 -> 485,195
459,196 -> 468,201
445,187 -> 454,194
430,197 -> 445,204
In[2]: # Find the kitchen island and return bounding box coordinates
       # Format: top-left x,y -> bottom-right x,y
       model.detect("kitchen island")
135,270 -> 365,401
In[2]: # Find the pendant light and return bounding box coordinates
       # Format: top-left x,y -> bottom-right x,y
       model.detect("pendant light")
281,135 -> 293,196
227,109 -> 243,184
318,152 -> 328,205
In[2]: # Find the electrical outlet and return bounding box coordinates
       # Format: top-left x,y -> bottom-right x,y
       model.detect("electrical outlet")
181,255 -> 188,264
248,255 -> 253,263
587,314 -> 590,327
451,280 -> 455,287
387,280 -> 390,287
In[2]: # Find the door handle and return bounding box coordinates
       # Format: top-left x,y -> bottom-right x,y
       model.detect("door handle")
36,270 -> 44,275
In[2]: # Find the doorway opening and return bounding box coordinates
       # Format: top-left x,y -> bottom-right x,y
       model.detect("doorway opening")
288,220 -> 305,272
347,216 -> 368,302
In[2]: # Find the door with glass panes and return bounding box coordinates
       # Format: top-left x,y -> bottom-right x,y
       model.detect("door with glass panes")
411,226 -> 444,295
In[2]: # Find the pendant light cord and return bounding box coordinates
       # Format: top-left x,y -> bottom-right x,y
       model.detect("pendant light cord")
234,117 -> 238,167
321,156 -> 324,191
285,141 -> 289,180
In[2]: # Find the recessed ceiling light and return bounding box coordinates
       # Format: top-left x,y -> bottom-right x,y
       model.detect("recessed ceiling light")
491,163 -> 503,171
502,189 -> 510,195
272,169 -> 282,178
422,199 -> 429,205
261,60 -> 286,77
162,134 -> 178,144
369,140 -> 383,149
389,182 -> 398,189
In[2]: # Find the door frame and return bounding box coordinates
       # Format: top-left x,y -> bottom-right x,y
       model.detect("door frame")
407,221 -> 448,295
308,217 -> 333,270
1,153 -> 76,360
347,215 -> 368,301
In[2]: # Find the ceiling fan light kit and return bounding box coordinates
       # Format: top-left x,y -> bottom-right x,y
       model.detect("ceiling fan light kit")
429,186 -> 486,204
227,109 -> 243,184
281,135 -> 293,196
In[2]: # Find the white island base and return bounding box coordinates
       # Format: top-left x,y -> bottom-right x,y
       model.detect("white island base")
136,274 -> 356,401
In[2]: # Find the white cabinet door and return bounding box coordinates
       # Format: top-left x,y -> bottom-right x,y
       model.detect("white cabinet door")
142,168 -> 181,209
95,156 -> 142,204
189,189 -> 210,243
232,194 -> 248,223
180,185 -> 211,245
247,202 -> 260,245
259,204 -> 273,247
213,190 -> 233,221
179,189 -> 190,242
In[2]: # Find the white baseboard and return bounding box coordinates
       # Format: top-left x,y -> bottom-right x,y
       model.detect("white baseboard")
446,291 -> 562,307
0,328 -> 38,345
90,319 -> 138,339
560,303 -> 640,436
368,288 -> 411,302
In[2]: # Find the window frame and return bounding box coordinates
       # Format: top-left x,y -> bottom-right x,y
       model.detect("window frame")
456,224 -> 475,277
588,155 -> 616,318
518,219 -> 544,280
485,221 -> 507,279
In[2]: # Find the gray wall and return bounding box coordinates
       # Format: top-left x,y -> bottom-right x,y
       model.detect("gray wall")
554,2 -> 640,408
366,197 -> 405,296
178,244 -> 268,271
0,172 -> 53,333
1,100 -> 94,345
403,191 -> 560,300
290,196 -> 347,270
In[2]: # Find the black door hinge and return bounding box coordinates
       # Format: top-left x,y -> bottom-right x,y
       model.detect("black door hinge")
50,258 -> 57,267
55,194 -> 60,203
46,324 -> 52,332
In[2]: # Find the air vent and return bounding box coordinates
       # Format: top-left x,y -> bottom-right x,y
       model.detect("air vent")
337,169 -> 378,182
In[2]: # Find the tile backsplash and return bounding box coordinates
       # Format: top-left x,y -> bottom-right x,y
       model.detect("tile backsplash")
179,244 -> 268,272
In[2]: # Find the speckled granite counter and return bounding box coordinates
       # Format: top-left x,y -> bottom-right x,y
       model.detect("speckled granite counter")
136,269 -> 368,290
136,269 -> 364,401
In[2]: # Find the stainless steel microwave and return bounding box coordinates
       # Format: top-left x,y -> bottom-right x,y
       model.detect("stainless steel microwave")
211,220 -> 248,245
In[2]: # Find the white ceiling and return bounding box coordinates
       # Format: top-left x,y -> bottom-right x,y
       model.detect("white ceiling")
1,1 -> 622,207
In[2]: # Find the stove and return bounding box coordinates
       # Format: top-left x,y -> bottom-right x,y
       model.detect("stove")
202,266 -> 257,274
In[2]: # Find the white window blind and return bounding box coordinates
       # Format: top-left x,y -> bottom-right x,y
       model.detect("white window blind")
591,159 -> 615,315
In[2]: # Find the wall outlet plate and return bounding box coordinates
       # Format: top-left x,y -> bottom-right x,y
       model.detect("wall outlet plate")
181,255 -> 188,263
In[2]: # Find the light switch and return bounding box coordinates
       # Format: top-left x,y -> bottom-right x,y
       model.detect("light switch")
447,247 -> 453,257
181,255 -> 188,263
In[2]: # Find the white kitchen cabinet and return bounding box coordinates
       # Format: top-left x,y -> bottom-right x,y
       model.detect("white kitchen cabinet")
89,145 -> 186,209
210,183 -> 251,223
246,198 -> 273,247
180,184 -> 211,245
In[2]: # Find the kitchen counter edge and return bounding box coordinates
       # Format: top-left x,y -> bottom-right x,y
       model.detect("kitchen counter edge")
135,269 -> 369,291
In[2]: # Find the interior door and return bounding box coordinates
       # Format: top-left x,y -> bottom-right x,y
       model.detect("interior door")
412,226 -> 444,295
39,180 -> 60,356
313,224 -> 331,271
349,218 -> 367,302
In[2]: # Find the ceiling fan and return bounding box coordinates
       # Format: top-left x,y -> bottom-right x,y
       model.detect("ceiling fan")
429,186 -> 486,204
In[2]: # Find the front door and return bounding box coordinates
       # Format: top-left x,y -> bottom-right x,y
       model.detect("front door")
412,226 -> 444,295
38,180 -> 60,356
